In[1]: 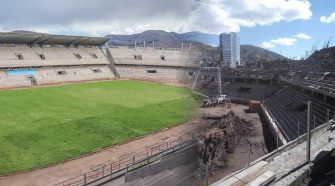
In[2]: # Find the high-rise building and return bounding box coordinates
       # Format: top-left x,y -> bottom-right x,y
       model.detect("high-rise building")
220,32 -> 241,68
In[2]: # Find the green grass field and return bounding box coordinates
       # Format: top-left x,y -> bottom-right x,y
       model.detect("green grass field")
0,80 -> 197,175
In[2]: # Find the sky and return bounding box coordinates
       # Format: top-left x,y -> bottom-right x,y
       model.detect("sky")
0,0 -> 334,58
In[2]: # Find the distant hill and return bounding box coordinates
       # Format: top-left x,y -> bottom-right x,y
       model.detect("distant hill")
106,30 -> 288,63
240,44 -> 288,64
179,31 -> 219,46
107,30 -> 196,48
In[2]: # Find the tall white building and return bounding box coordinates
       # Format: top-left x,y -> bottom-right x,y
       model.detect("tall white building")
220,32 -> 241,68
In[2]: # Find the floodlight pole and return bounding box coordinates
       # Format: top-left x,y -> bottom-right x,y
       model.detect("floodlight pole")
217,67 -> 222,95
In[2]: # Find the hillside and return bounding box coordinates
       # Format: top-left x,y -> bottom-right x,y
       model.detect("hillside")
106,30 -> 195,48
240,44 -> 287,63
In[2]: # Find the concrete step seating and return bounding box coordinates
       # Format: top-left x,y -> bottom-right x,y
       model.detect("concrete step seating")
213,161 -> 275,186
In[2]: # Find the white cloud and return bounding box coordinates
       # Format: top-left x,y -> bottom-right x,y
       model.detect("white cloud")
261,36 -> 299,49
0,0 -> 313,35
294,33 -> 311,40
261,42 -> 275,49
186,0 -> 312,33
270,37 -> 298,46
320,12 -> 335,23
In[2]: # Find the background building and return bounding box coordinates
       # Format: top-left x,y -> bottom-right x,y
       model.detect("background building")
220,32 -> 241,68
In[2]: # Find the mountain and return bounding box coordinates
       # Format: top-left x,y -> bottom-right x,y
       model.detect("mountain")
106,30 -> 287,63
107,30 -> 193,48
240,44 -> 287,63
180,31 -> 219,46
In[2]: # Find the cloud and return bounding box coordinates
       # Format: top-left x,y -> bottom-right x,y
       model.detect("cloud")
261,42 -> 275,49
270,37 -> 298,46
261,32 -> 312,49
294,33 -> 311,40
320,12 -> 335,23
262,36 -> 300,49
0,0 -> 313,35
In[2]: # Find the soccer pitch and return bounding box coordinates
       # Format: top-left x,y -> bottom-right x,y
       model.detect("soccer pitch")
0,80 -> 197,175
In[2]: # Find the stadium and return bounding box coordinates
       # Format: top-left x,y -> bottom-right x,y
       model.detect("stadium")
0,32 -> 201,183
0,31 -> 334,186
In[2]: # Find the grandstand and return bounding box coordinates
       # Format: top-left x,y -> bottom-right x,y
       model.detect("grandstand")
109,46 -> 200,83
281,71 -> 335,97
263,87 -> 335,141
0,32 -> 116,89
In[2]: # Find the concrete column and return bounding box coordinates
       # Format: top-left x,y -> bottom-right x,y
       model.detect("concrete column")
307,101 -> 312,163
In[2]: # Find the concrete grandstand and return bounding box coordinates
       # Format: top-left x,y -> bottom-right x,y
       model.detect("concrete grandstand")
109,46 -> 200,83
0,32 -> 116,89
0,33 -> 201,89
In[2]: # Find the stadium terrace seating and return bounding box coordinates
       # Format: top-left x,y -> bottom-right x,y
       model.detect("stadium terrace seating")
0,66 -> 114,88
110,46 -> 199,67
34,66 -> 114,85
264,87 -> 335,141
0,46 -> 108,68
0,71 -> 31,88
282,71 -> 335,96
0,33 -> 117,89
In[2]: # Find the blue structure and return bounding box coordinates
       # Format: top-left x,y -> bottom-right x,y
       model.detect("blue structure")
6,69 -> 37,75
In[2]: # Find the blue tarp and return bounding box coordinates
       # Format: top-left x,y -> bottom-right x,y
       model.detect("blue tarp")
6,69 -> 37,75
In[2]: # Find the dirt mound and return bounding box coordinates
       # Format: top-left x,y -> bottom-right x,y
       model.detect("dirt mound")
198,111 -> 255,171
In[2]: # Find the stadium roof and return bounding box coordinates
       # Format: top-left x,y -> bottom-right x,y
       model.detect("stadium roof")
0,32 -> 109,46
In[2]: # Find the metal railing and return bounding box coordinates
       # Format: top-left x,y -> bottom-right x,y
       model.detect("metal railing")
53,135 -> 193,186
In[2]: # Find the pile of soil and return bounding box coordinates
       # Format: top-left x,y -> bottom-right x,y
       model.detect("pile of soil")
198,111 -> 255,171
